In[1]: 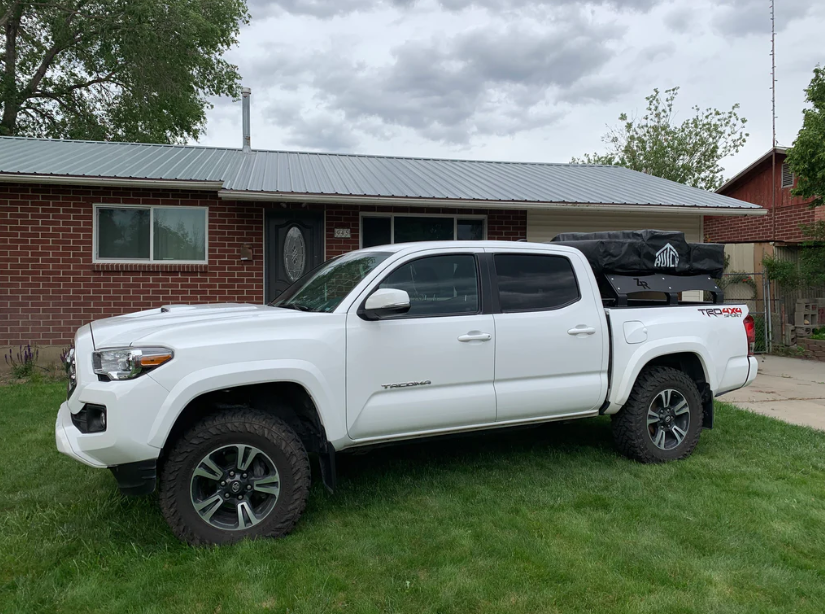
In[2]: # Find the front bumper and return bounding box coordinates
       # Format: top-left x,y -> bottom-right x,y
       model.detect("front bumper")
56,399 -> 161,494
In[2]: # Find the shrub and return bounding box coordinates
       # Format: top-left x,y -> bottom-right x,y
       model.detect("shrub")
4,345 -> 40,379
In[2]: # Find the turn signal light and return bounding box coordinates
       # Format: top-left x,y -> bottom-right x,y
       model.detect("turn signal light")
139,353 -> 173,367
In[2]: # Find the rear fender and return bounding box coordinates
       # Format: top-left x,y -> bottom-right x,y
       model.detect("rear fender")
607,340 -> 713,411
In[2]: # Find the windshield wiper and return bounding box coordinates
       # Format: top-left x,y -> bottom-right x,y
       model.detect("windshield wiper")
278,303 -> 312,312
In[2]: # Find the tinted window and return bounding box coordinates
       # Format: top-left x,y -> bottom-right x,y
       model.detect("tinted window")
379,254 -> 479,317
362,216 -> 391,248
494,254 -> 579,312
394,216 -> 454,243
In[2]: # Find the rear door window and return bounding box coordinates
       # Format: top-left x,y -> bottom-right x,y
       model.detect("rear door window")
494,254 -> 580,312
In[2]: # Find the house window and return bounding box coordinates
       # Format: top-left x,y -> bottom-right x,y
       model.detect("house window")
781,163 -> 794,188
361,214 -> 486,248
95,206 -> 208,263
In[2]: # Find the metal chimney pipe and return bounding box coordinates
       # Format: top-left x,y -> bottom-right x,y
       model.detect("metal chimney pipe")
241,87 -> 251,152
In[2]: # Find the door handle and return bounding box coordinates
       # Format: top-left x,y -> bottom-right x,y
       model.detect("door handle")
458,332 -> 492,342
567,325 -> 596,336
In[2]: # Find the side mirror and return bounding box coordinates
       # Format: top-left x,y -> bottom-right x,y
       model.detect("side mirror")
361,288 -> 411,321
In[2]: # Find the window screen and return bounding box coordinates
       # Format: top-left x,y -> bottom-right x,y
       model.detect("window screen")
154,208 -> 206,261
494,254 -> 580,312
457,218 -> 484,240
379,254 -> 479,317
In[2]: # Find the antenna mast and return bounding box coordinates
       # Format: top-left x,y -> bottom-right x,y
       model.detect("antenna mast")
771,0 -> 776,148
770,0 -> 777,240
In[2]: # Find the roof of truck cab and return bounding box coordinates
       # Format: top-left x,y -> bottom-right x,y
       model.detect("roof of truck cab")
363,240 -> 571,253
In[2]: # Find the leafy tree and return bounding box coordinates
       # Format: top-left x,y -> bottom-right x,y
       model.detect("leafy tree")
763,222 -> 825,289
0,0 -> 249,143
572,87 -> 749,191
786,66 -> 825,208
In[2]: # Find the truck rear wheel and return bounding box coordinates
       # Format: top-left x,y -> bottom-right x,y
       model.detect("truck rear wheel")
611,366 -> 703,463
159,409 -> 311,546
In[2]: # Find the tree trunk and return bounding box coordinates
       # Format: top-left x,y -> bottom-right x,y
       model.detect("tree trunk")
1,2 -> 23,136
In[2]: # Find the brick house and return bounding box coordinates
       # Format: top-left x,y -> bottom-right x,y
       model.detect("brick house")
0,136 -> 763,355
704,147 -> 825,271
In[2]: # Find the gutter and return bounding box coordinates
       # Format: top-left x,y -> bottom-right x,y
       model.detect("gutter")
0,173 -> 224,191
217,190 -> 768,216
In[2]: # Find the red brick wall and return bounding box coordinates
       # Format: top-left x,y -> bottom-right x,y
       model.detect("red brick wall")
1,184 -> 528,347
704,202 -> 816,243
704,154 -> 818,244
1,184 -> 266,348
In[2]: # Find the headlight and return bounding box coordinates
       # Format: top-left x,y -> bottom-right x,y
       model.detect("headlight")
92,347 -> 174,381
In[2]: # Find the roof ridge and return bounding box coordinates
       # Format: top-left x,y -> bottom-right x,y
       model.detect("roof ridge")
0,135 -> 615,168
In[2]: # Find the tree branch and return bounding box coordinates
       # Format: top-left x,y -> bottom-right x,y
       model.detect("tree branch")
33,70 -> 118,98
0,1 -> 19,30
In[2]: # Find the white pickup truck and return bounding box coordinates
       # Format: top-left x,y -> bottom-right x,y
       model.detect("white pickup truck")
56,240 -> 758,545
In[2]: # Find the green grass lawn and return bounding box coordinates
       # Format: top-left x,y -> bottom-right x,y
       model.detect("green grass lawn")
1,383 -> 824,614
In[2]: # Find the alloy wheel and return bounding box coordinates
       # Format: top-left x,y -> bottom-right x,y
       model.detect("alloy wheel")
647,389 -> 690,451
189,444 -> 281,531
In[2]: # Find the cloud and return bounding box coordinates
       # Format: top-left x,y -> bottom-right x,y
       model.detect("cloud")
246,0 -> 413,19
662,6 -> 697,34
248,0 -> 661,19
712,0 -> 813,37
637,42 -> 675,63
256,14 -> 625,147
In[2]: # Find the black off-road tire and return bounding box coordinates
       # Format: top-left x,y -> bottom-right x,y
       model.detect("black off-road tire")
159,408 -> 311,546
611,366 -> 703,464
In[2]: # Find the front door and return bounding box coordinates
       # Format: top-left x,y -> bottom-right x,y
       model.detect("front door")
265,211 -> 324,303
345,250 -> 497,440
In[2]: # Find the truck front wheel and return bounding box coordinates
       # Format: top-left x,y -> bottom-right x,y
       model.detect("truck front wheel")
159,409 -> 311,545
611,366 -> 703,463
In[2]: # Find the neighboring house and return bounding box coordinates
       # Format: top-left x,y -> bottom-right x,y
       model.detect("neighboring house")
0,135 -> 763,352
704,147 -> 825,272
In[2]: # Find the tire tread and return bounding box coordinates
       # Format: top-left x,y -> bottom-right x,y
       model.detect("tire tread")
612,366 -> 703,464
158,408 -> 310,546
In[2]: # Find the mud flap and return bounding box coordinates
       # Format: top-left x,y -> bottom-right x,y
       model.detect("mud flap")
319,445 -> 337,494
702,396 -> 714,430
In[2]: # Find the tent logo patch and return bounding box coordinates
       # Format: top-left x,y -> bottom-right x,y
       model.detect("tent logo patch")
655,243 -> 679,268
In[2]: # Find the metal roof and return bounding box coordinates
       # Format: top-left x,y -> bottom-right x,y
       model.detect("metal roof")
0,136 -> 762,211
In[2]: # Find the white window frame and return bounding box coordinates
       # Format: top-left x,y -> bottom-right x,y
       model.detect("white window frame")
359,212 -> 487,248
93,204 -> 209,264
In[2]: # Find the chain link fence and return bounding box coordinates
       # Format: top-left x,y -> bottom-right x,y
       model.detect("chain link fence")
721,272 -> 770,353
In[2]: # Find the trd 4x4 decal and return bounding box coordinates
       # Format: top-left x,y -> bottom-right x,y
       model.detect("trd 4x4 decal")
698,307 -> 743,318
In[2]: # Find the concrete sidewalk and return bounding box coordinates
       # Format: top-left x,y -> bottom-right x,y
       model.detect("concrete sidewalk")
723,355 -> 825,430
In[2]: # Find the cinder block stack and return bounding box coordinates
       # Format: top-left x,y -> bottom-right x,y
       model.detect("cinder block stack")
794,300 -> 819,338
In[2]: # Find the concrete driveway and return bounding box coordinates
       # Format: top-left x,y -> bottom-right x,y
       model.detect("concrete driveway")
723,355 -> 825,430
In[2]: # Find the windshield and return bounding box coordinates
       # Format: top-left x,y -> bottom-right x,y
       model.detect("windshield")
273,251 -> 392,313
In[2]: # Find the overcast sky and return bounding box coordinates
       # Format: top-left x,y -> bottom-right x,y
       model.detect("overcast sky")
196,0 -> 822,180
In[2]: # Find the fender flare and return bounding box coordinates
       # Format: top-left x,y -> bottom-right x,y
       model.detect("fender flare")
610,340 -> 714,409
146,360 -> 338,450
